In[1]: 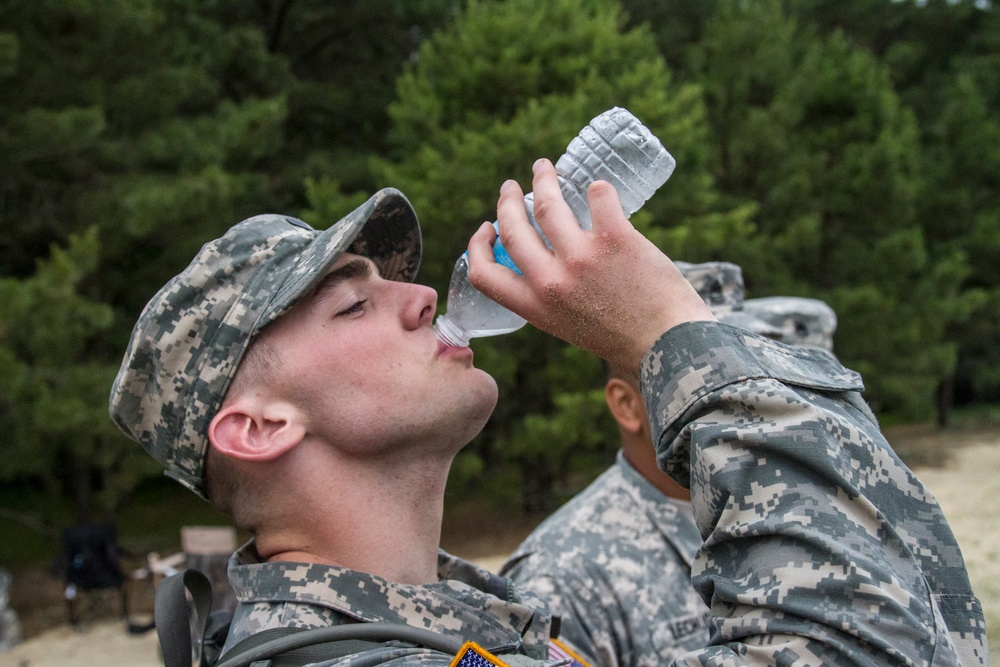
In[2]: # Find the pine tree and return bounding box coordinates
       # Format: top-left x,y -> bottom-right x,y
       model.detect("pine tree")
695,0 -> 965,418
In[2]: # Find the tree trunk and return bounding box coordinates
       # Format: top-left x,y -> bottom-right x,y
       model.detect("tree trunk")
69,452 -> 93,524
935,373 -> 954,429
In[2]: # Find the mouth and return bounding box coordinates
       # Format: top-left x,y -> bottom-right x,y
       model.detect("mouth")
436,339 -> 474,361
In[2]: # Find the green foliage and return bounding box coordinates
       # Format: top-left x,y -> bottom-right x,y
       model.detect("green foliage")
686,0 -> 970,419
0,0 -> 456,518
496,385 -> 617,512
917,73 -> 1000,406
3,0 -> 1000,519
374,0 -> 750,289
327,0 -> 749,509
0,230 -> 157,517
750,0 -> 1000,420
0,31 -> 17,78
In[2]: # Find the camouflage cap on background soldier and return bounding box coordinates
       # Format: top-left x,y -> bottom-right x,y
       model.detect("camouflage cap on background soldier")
108,189 -> 421,499
743,296 -> 837,351
673,261 -> 783,339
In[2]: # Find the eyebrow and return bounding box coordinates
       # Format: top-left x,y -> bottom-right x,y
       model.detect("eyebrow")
311,257 -> 378,307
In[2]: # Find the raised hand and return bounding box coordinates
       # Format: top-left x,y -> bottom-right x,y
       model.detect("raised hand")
467,158 -> 714,375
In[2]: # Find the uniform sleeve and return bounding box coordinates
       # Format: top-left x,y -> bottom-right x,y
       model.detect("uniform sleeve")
639,321 -> 988,667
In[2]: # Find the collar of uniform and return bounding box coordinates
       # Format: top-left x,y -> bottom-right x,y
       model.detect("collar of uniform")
614,451 -> 702,569
227,540 -> 551,657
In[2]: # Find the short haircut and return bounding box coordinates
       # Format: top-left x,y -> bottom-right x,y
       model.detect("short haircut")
203,336 -> 281,528
602,359 -> 638,387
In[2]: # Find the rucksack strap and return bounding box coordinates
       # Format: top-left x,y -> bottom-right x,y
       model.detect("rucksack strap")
155,569 -> 501,667
214,623 -> 467,667
155,568 -> 214,667
214,627 -> 386,667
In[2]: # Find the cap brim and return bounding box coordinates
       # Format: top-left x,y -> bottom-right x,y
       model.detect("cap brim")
265,188 -> 421,325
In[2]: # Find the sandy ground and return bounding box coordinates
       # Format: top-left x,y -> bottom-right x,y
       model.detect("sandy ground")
0,622 -> 161,667
912,440 -> 1000,655
2,434 -> 997,667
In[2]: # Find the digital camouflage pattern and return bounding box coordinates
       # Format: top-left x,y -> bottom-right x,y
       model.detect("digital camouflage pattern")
674,261 -> 783,339
642,321 -> 988,666
108,189 -> 421,498
742,295 -> 838,351
108,179 -> 985,665
673,261 -> 745,309
500,273 -> 838,667
501,452 -> 710,667
215,321 -> 987,666
222,543 -> 555,665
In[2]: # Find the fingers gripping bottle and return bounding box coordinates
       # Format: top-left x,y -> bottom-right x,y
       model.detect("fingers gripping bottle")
433,107 -> 676,347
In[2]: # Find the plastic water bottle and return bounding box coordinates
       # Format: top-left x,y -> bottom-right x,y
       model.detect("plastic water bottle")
433,107 -> 676,347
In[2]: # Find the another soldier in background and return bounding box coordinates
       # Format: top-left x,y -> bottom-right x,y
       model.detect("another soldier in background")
742,295 -> 838,352
671,263 -> 839,353
502,263 -> 841,667
672,261 -> 782,339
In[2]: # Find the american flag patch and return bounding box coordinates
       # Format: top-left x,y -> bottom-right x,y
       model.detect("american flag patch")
449,641 -> 510,667
548,638 -> 592,667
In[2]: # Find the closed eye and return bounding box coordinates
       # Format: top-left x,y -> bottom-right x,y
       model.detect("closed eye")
336,299 -> 367,317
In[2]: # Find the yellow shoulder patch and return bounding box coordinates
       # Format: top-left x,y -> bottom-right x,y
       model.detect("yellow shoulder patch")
449,640 -> 511,667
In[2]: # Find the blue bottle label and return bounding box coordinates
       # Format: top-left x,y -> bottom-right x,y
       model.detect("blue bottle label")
492,235 -> 523,276
491,220 -> 522,275
464,221 -> 523,276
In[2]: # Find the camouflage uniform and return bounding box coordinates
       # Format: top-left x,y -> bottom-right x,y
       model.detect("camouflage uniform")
110,200 -> 987,665
222,543 -> 555,665
502,452 -> 710,667
500,265 -> 833,667
643,322 -> 987,666
215,322 -> 987,666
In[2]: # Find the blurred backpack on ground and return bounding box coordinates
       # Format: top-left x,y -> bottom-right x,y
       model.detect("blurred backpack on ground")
56,522 -> 127,626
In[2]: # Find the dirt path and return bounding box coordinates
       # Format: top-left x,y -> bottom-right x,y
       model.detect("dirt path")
3,433 -> 997,666
912,439 -> 1000,656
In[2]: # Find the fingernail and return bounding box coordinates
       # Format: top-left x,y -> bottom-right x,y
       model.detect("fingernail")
501,179 -> 517,193
533,158 -> 549,172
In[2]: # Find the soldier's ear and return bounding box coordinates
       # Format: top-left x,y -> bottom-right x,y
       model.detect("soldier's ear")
604,377 -> 646,434
209,398 -> 305,462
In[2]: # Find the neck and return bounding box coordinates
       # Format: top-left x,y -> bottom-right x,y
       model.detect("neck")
621,434 -> 691,502
254,440 -> 453,584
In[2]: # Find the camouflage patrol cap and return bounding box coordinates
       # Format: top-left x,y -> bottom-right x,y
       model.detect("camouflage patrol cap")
109,188 -> 421,499
673,261 -> 782,338
742,296 -> 838,351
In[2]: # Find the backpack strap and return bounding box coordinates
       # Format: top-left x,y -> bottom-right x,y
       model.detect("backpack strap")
214,623 -> 467,667
154,568 -> 214,667
213,627 -> 386,667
